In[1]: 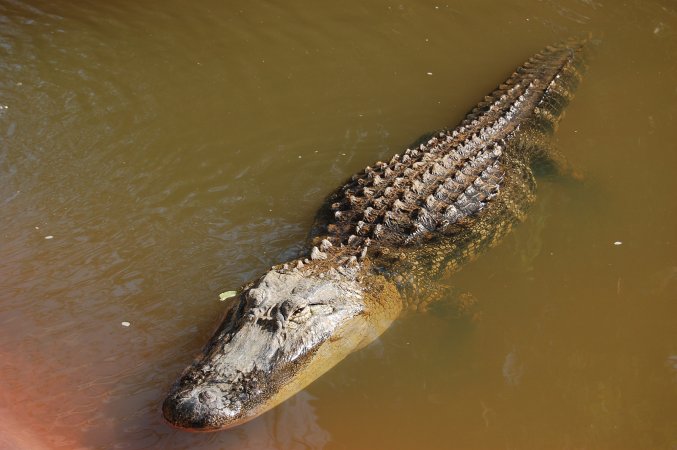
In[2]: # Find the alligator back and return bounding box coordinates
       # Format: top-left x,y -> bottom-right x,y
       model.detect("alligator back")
315,38 -> 587,282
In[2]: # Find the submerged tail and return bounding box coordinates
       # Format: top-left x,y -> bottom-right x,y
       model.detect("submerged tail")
521,37 -> 590,133
461,36 -> 590,137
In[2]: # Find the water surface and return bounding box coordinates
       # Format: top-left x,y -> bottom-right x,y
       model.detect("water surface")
1,1 -> 676,448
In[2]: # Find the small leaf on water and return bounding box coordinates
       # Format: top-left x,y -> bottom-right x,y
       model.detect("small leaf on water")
219,291 -> 237,301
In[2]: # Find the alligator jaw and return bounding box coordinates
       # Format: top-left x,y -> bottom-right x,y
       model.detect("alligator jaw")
163,267 -> 401,431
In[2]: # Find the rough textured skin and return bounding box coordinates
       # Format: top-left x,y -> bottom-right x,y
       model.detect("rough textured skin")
316,38 -> 587,293
163,38 -> 588,431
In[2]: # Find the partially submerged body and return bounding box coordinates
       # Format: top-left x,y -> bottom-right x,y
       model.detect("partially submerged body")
163,38 -> 588,430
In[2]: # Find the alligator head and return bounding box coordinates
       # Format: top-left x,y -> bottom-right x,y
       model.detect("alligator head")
163,265 -> 401,430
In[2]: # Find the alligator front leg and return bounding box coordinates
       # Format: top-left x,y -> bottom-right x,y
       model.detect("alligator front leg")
530,146 -> 585,181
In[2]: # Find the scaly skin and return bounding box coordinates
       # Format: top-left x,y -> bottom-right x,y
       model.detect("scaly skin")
163,38 -> 588,431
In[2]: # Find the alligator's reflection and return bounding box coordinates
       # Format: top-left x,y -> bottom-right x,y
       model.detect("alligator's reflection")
233,391 -> 330,450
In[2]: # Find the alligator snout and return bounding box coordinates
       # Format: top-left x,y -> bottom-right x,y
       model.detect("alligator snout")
163,385 -> 241,430
163,268 -> 401,431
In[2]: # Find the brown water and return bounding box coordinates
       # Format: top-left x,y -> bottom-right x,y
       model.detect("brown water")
1,1 -> 676,449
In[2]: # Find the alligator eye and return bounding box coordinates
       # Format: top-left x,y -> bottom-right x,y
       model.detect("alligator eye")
288,305 -> 311,324
309,304 -> 334,315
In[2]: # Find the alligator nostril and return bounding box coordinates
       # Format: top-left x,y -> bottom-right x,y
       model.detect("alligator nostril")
198,390 -> 216,404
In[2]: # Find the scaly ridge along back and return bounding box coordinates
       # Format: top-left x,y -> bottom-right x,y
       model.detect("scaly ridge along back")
324,38 -> 588,254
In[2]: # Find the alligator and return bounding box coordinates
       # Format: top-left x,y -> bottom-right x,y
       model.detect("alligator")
163,38 -> 589,431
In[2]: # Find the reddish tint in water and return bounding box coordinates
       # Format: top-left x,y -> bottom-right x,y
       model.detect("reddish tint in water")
1,0 -> 676,448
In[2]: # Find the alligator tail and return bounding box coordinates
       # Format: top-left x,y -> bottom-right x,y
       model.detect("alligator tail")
524,36 -> 590,134
488,36 -> 591,174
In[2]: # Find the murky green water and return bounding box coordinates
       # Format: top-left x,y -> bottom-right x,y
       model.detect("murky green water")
1,0 -> 676,448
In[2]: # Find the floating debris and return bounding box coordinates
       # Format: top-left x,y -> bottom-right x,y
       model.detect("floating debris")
44,235 -> 53,240
121,321 -> 130,327
219,291 -> 237,301
613,241 -> 622,246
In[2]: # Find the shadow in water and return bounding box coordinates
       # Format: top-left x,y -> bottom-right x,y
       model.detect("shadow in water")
107,389 -> 331,450
228,391 -> 332,450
